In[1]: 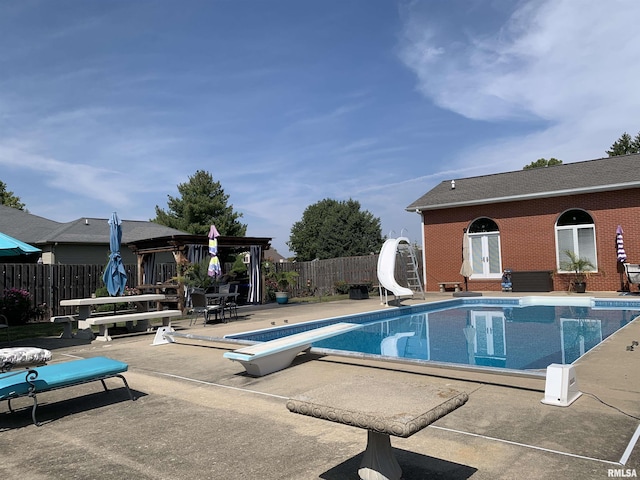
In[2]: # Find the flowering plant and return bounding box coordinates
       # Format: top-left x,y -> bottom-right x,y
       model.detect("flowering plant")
0,288 -> 33,325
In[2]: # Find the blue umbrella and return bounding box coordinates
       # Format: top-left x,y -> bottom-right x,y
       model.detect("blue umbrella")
0,232 -> 41,257
102,212 -> 127,296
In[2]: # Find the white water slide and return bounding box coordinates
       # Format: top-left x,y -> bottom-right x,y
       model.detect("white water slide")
377,237 -> 414,305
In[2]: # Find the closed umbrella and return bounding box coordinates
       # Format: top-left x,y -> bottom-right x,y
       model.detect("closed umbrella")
102,212 -> 127,296
460,230 -> 473,291
0,232 -> 41,257
463,324 -> 477,365
617,225 -> 627,263
207,225 -> 221,278
247,245 -> 261,304
617,225 -> 628,292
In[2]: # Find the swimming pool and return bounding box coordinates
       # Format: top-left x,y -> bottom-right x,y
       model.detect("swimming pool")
225,297 -> 640,375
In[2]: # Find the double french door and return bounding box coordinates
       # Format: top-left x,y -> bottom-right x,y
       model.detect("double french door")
469,233 -> 502,278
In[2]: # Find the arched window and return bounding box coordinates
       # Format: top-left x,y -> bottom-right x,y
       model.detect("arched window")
555,209 -> 597,272
468,218 -> 502,279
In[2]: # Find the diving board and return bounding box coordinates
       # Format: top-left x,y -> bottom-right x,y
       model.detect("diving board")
377,237 -> 414,305
223,322 -> 360,376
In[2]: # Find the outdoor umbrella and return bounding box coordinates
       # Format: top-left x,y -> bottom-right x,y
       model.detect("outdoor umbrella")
247,245 -> 261,304
617,225 -> 628,292
617,225 -> 627,263
102,212 -> 127,296
463,324 -> 477,365
460,230 -> 474,291
207,225 -> 221,278
0,232 -> 41,257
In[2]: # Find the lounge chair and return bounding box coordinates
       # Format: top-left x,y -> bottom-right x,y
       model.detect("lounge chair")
0,356 -> 135,425
624,263 -> 640,293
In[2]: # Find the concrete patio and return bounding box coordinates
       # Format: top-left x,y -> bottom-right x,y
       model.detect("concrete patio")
1,292 -> 639,479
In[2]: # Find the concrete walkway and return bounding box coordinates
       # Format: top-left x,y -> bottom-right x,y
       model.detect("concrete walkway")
1,293 -> 639,479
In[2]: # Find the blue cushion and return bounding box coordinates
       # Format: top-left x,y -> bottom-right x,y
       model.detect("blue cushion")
0,357 -> 128,400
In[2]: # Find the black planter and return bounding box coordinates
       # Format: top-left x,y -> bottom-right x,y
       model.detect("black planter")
574,282 -> 587,293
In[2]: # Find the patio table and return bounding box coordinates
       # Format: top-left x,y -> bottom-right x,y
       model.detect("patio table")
286,375 -> 468,480
60,294 -> 167,339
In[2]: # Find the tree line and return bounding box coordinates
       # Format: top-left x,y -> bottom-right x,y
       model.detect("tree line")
1,171 -> 383,262
522,130 -> 640,170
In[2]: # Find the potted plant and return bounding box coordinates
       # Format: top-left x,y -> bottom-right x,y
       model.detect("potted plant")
268,270 -> 299,304
560,250 -> 595,293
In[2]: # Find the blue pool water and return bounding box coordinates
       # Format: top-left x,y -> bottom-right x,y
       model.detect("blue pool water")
225,297 -> 640,372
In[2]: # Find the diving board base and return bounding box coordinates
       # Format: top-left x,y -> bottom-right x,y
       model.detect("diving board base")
224,346 -> 310,377
223,322 -> 360,376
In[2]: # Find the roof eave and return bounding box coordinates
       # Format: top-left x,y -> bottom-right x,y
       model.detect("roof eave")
408,182 -> 640,212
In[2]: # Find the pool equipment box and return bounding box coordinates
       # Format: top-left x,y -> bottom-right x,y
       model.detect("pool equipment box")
541,364 -> 582,407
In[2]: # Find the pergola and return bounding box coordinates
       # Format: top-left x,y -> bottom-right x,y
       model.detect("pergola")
127,234 -> 272,311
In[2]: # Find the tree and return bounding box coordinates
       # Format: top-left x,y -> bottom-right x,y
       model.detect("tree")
523,158 -> 563,170
288,198 -> 383,261
606,131 -> 640,156
152,170 -> 247,236
0,180 -> 26,210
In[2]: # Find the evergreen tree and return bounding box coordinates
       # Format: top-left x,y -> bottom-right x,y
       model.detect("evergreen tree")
0,180 -> 26,210
152,170 -> 246,236
606,131 -> 640,156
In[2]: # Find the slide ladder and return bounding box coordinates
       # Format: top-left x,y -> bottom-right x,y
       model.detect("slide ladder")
377,237 -> 420,306
398,242 -> 425,299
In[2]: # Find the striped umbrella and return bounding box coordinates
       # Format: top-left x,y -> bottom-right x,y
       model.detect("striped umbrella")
617,225 -> 627,263
207,224 -> 221,278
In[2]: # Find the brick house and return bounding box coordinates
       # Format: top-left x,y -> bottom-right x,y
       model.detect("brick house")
406,154 -> 640,293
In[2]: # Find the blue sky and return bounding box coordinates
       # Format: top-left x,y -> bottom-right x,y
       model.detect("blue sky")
2,1 -> 639,257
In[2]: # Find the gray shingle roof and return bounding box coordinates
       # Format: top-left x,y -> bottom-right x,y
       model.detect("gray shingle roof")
0,206 -> 188,246
406,154 -> 640,211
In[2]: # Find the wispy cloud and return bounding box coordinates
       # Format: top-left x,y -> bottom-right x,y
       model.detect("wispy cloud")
400,1 -> 640,124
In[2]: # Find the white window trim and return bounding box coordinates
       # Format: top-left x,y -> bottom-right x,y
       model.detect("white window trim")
555,224 -> 598,273
468,231 -> 503,279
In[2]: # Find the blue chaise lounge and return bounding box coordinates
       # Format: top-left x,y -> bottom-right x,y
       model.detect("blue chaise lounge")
0,356 -> 135,426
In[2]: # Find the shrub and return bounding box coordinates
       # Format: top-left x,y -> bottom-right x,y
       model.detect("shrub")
1,288 -> 33,326
334,281 -> 350,295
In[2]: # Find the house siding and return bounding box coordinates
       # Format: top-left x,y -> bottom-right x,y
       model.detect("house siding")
422,189 -> 640,292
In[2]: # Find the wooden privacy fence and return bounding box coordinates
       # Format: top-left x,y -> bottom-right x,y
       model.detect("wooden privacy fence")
1,253 -> 421,317
0,263 -> 176,317
270,254 -> 419,298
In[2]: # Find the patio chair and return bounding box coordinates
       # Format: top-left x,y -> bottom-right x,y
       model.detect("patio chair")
189,292 -> 221,326
624,263 -> 640,293
218,284 -> 238,321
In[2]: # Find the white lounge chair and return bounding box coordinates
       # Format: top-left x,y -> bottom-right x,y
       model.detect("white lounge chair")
624,263 -> 640,293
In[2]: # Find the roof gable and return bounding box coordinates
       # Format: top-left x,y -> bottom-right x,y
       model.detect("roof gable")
0,207 -> 189,246
407,154 -> 640,211
0,205 -> 62,242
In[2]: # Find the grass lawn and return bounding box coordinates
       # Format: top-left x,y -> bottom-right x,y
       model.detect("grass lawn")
2,322 -> 66,342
